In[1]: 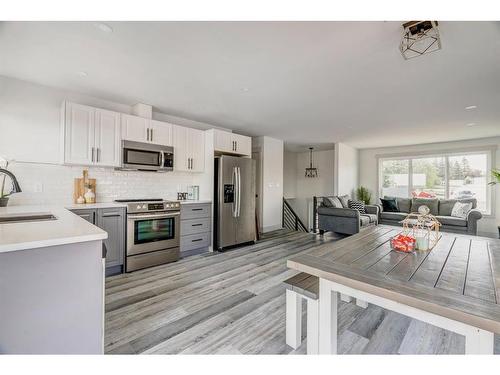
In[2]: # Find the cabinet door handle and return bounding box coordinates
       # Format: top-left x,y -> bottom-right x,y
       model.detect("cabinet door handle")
97,148 -> 100,163
192,238 -> 203,242
235,141 -> 237,151
191,208 -> 203,211
191,223 -> 203,227
147,128 -> 150,141
150,128 -> 153,142
102,212 -> 121,217
91,147 -> 95,162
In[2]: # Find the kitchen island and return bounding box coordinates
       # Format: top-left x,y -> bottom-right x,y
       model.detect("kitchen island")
0,206 -> 107,354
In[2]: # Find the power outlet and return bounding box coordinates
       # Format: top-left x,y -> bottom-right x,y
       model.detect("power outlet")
34,182 -> 43,193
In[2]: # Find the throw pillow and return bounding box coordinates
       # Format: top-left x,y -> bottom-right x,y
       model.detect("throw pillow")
348,199 -> 366,214
324,196 -> 342,208
338,195 -> 350,208
380,198 -> 398,212
451,201 -> 473,219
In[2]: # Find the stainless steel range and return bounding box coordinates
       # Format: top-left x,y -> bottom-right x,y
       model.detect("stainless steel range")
115,199 -> 181,272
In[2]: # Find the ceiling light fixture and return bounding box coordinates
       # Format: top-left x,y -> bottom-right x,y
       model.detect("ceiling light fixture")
242,88 -> 250,92
305,147 -> 319,178
466,123 -> 477,127
77,71 -> 88,78
400,21 -> 441,60
94,23 -> 113,33
465,105 -> 477,110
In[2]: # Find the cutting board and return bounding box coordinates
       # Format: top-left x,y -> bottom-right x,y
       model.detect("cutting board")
73,170 -> 96,204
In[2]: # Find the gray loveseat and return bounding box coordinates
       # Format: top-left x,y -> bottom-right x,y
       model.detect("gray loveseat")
378,196 -> 482,235
313,195 -> 380,235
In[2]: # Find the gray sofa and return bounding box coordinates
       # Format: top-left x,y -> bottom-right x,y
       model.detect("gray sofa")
314,195 -> 380,235
378,196 -> 482,235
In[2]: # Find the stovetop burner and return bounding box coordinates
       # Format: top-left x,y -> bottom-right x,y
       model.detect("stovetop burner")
114,198 -> 163,203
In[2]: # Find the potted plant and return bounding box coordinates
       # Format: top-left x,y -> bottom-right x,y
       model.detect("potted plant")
489,169 -> 500,186
356,186 -> 372,205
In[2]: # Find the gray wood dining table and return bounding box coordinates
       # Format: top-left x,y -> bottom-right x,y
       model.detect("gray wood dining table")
287,225 -> 500,354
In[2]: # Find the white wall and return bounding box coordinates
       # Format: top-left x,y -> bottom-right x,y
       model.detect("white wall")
359,137 -> 500,236
335,142 -> 359,197
254,136 -> 284,233
283,151 -> 297,198
0,75 -> 216,205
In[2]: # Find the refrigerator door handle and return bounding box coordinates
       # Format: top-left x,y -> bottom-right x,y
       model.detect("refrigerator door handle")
236,166 -> 241,217
232,166 -> 238,218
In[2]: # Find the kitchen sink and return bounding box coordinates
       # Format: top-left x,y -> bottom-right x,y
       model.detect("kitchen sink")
0,212 -> 57,224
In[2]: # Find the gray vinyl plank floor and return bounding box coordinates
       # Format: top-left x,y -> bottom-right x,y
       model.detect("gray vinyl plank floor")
105,230 -> 499,355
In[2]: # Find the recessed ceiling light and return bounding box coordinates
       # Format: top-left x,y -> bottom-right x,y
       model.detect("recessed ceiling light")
77,71 -> 88,78
94,23 -> 113,33
242,88 -> 250,92
465,105 -> 477,110
466,122 -> 476,127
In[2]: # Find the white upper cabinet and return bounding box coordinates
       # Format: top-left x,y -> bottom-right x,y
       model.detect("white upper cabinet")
213,129 -> 251,156
121,114 -> 148,142
173,125 -> 205,172
172,125 -> 189,171
232,133 -> 252,156
121,114 -> 172,146
63,101 -> 203,170
150,120 -> 172,146
95,109 -> 121,167
214,129 -> 233,152
187,128 -> 205,173
62,102 -> 121,167
64,102 -> 95,165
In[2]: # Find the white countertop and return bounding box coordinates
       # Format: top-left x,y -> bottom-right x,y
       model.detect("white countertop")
66,200 -> 211,208
65,202 -> 128,210
0,205 -> 107,254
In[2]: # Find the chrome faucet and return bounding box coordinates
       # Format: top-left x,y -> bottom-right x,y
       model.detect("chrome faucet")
0,168 -> 22,194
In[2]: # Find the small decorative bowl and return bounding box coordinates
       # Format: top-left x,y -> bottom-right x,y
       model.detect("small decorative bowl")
390,234 -> 416,253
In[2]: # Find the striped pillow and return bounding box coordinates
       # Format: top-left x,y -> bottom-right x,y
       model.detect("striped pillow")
348,199 -> 366,214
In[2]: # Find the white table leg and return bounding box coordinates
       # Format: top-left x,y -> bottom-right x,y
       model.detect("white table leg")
319,278 -> 338,354
356,299 -> 368,309
340,293 -> 352,303
306,298 -> 319,355
286,289 -> 302,349
465,328 -> 494,354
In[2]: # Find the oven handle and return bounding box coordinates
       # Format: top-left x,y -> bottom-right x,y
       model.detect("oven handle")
127,212 -> 180,220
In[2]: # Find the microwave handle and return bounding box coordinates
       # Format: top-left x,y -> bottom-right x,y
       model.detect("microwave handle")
160,151 -> 165,168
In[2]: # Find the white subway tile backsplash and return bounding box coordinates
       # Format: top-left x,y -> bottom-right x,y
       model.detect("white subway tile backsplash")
7,162 -> 206,206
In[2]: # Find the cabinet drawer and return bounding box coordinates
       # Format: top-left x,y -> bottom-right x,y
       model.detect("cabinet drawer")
181,218 -> 211,236
181,203 -> 211,219
181,232 -> 210,252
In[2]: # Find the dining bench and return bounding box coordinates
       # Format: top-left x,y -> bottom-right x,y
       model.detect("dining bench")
284,272 -> 319,354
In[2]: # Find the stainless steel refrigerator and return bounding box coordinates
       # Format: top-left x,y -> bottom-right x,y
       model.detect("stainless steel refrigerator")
214,155 -> 256,250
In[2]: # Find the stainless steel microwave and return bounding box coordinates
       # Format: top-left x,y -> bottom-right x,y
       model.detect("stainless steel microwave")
119,140 -> 174,172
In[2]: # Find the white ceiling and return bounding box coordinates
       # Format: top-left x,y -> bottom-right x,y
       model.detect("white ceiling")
1,21 -> 500,149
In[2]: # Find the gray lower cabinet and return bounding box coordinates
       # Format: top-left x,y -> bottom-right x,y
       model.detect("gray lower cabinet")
180,203 -> 211,255
73,208 -> 97,224
70,207 -> 126,276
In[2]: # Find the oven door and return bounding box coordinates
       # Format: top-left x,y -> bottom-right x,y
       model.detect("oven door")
127,212 -> 180,256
